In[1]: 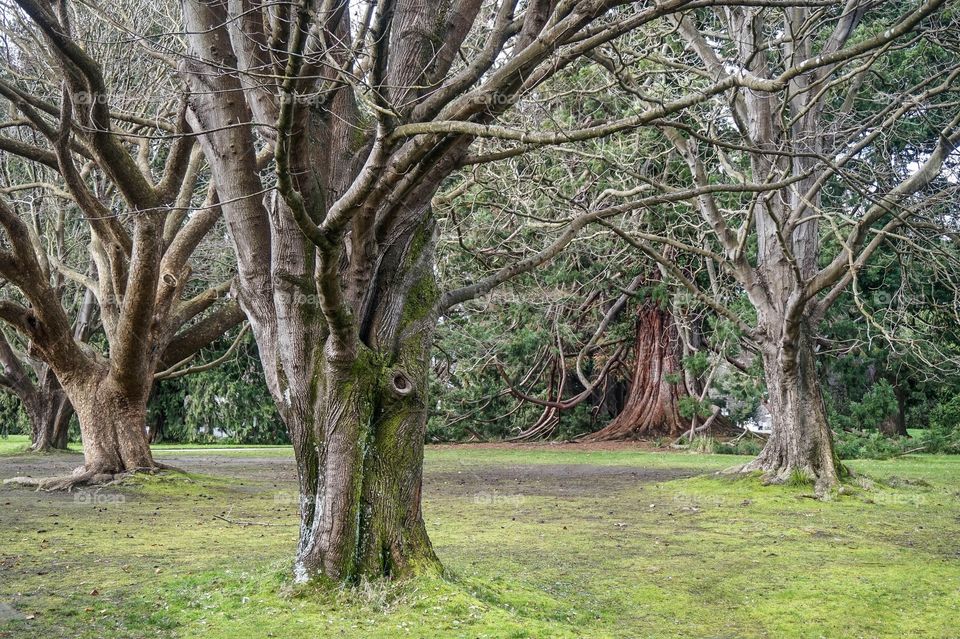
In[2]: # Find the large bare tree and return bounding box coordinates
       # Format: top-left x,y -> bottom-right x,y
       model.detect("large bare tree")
591,0 -> 959,491
176,0 -> 797,582
0,0 -> 244,486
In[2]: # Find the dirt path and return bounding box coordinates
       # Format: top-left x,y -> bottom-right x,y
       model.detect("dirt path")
0,447 -> 692,499
427,464 -> 694,498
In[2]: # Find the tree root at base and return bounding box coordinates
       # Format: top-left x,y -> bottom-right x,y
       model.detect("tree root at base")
726,460 -> 847,499
2,463 -> 170,491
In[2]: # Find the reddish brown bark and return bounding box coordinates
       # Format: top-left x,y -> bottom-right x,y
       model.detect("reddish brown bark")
585,302 -> 693,440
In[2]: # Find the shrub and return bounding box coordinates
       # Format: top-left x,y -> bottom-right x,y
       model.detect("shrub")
0,393 -> 29,437
715,437 -> 763,456
920,396 -> 960,454
833,429 -> 911,460
828,379 -> 898,432
689,436 -> 717,454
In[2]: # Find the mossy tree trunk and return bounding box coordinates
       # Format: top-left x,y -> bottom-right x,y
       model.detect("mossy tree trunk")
288,221 -> 441,582
742,320 -> 842,493
294,336 -> 438,581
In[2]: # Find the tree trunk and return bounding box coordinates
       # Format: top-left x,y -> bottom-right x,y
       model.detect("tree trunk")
585,301 -> 693,440
290,229 -> 442,582
293,340 -> 438,582
26,373 -> 73,452
26,390 -> 72,452
6,369 -> 159,490
879,384 -> 909,437
50,401 -> 71,449
742,325 -> 842,494
56,371 -> 157,485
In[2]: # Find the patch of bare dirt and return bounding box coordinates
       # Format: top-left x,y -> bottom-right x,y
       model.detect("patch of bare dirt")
426,464 -> 693,498
429,441 -> 672,453
152,454 -> 299,482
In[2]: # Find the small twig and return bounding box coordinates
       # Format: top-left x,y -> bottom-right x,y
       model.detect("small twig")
891,446 -> 927,458
213,509 -> 293,528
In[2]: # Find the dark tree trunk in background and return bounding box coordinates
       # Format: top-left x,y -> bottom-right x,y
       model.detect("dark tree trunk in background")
26,374 -> 73,452
585,301 -> 694,440
879,384 -> 909,437
0,333 -> 73,451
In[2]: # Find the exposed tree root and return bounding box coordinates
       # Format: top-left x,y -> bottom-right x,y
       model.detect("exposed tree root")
151,460 -> 186,474
2,463 -> 170,492
732,457 -> 848,499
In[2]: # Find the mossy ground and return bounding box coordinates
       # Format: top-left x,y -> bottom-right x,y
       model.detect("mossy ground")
1,443 -> 958,638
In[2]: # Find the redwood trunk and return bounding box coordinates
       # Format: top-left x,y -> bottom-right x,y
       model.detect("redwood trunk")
742,326 -> 841,493
586,302 -> 693,440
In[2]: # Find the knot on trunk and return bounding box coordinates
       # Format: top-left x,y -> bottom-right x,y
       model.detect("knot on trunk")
388,370 -> 415,398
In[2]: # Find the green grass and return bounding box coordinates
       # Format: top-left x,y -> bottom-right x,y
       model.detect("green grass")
1,446 -> 959,638
150,442 -> 292,450
0,434 -> 30,455
151,443 -> 295,457
0,437 -> 292,458
425,445 -> 750,472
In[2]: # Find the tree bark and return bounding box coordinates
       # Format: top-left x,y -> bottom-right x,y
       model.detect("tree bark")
879,383 -> 909,437
0,332 -> 73,451
5,367 -> 159,490
57,369 -> 157,482
585,301 -> 693,440
290,222 -> 442,582
741,324 -> 841,493
294,338 -> 438,582
25,378 -> 72,452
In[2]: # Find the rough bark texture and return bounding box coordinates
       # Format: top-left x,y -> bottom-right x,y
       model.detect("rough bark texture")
180,0 -> 708,583
295,335 -> 438,581
585,302 -> 693,440
25,377 -> 72,452
287,221 -> 442,581
65,371 -> 155,477
741,323 -> 842,494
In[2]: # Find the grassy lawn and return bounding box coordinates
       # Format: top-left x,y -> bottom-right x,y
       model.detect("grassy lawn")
0,445 -> 958,638
0,435 -> 30,456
